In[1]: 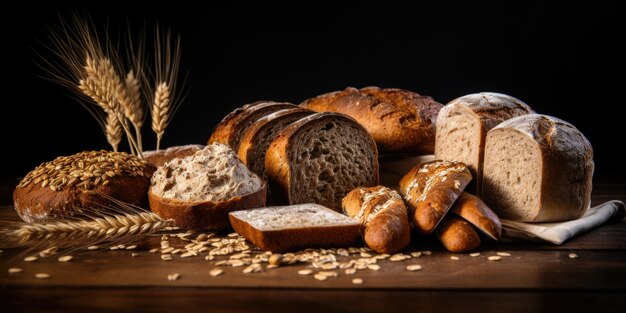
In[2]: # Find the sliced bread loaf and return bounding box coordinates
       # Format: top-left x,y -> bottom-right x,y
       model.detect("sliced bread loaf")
208,101 -> 297,151
435,92 -> 533,194
265,112 -> 379,211
301,86 -> 443,154
228,203 -> 361,252
148,143 -> 266,230
482,114 -> 593,222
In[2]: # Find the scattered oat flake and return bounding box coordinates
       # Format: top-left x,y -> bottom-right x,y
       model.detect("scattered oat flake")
352,278 -> 364,285
450,256 -> 459,260
132,253 -> 139,258
497,252 -> 511,257
406,264 -> 422,271
314,274 -> 328,281
488,256 -> 502,261
161,254 -> 173,261
298,269 -> 313,276
8,268 -> 22,274
149,248 -> 159,253
360,252 -> 372,258
167,273 -> 180,281
422,250 -> 432,255
319,271 -> 338,277
125,245 -> 138,250
87,246 -> 99,250
24,256 -> 38,262
267,264 -> 279,269
35,273 -> 50,279
410,252 -> 422,258
469,252 -> 480,257
58,256 -> 73,262
345,268 -> 357,275
569,253 -> 579,259
209,269 -> 224,277
367,264 -> 381,271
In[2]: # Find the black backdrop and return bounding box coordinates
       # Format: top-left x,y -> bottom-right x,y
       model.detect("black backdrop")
2,1 -> 624,182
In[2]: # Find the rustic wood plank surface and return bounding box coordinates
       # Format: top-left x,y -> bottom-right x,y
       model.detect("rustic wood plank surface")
1,182 -> 625,312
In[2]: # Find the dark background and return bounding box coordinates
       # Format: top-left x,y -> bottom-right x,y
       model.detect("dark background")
1,1 -> 624,182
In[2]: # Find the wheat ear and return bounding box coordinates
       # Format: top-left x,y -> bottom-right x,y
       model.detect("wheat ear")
152,82 -> 170,151
105,111 -> 123,152
125,70 -> 144,152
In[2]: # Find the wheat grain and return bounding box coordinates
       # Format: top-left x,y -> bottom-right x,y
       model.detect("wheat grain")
105,111 -> 123,152
35,273 -> 51,279
8,268 -> 23,274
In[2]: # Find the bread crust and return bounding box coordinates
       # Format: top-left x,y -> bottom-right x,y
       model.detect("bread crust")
399,160 -> 472,234
435,216 -> 481,252
451,192 -> 502,240
342,186 -> 410,254
148,182 -> 266,231
301,86 -> 443,154
264,112 -> 379,210
142,145 -> 204,167
13,151 -> 155,222
208,101 -> 296,149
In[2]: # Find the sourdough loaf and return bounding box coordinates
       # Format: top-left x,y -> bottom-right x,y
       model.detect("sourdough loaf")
482,114 -> 593,222
435,92 -> 533,194
142,144 -> 204,167
13,151 -> 155,222
399,160 -> 472,234
264,112 -> 379,211
148,143 -> 266,230
229,204 -> 361,252
208,101 -> 297,151
301,87 -> 443,154
342,186 -> 411,254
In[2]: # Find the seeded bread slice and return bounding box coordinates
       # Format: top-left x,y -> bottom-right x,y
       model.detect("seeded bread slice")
435,92 -> 533,195
482,114 -> 593,222
265,112 -> 379,211
229,204 -> 361,252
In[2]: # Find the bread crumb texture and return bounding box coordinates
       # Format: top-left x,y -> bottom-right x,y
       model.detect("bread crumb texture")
230,204 -> 358,231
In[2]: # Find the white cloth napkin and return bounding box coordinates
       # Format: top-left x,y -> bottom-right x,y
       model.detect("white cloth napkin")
501,200 -> 625,244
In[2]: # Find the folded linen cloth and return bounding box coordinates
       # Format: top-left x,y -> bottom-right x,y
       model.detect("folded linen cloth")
501,200 -> 625,244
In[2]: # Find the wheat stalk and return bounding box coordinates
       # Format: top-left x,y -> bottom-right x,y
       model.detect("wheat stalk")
152,82 -> 170,151
105,111 -> 123,152
125,70 -> 144,151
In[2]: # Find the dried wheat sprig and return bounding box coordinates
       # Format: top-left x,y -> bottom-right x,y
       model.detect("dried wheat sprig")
105,111 -> 123,152
152,82 -> 170,151
125,70 -> 144,151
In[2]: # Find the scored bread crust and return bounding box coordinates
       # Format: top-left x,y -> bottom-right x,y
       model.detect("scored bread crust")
142,144 -> 205,167
451,192 -> 502,240
342,186 -> 410,254
13,151 -> 155,223
300,86 -> 443,154
399,160 -> 472,235
264,112 -> 379,211
482,114 -> 594,222
208,101 -> 297,150
435,92 -> 534,195
435,216 -> 481,252
148,182 -> 266,231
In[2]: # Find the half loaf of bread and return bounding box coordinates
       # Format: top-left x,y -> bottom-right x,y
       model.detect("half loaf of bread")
482,114 -> 593,222
142,144 -> 204,167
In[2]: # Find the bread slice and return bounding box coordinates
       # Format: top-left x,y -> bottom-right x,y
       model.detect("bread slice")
435,216 -> 481,252
148,143 -> 266,230
13,151 -> 155,222
142,144 -> 204,167
228,204 -> 361,252
301,86 -> 443,154
264,112 -> 379,211
342,186 -> 410,254
435,92 -> 533,194
399,160 -> 472,234
208,101 -> 297,151
451,192 -> 501,240
482,114 -> 593,222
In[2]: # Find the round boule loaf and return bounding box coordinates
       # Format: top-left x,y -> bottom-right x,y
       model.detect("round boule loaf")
13,151 -> 155,222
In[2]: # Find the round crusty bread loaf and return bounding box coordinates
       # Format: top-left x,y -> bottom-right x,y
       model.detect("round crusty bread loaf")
300,86 -> 443,154
482,114 -> 594,222
13,151 -> 155,222
142,144 -> 204,167
148,143 -> 266,230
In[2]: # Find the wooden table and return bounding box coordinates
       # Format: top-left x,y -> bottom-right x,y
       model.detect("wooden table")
1,182 -> 625,313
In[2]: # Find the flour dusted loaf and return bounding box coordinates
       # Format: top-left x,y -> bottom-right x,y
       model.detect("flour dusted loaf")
264,112 -> 379,211
13,151 -> 155,222
208,101 -> 297,151
301,86 -> 443,154
399,160 -> 472,234
435,92 -> 533,194
229,204 -> 361,252
482,114 -> 593,222
148,143 -> 266,230
142,144 -> 204,167
342,186 -> 410,254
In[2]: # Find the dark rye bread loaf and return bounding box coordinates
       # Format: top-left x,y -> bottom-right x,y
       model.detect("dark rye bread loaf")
229,204 -> 361,252
265,112 -> 379,211
301,87 -> 443,154
208,101 -> 297,151
482,114 -> 594,222
435,92 -> 533,195
13,151 -> 155,222
142,144 -> 204,167
399,160 -> 472,234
